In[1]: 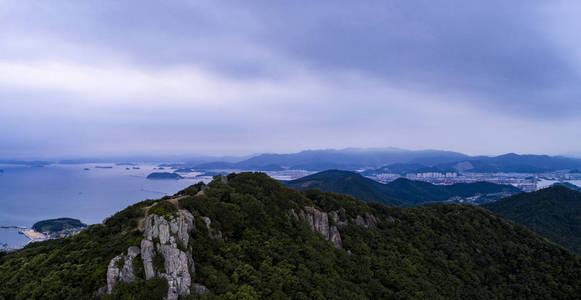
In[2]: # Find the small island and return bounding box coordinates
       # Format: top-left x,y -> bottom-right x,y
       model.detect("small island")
146,172 -> 183,180
32,218 -> 88,234
13,218 -> 88,244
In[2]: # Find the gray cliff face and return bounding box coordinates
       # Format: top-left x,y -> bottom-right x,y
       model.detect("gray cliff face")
354,213 -> 380,229
292,206 -> 388,249
296,206 -> 343,248
141,209 -> 195,300
201,216 -> 223,240
157,243 -> 191,298
141,239 -> 155,280
106,246 -> 141,294
106,255 -> 122,294
105,208 -> 197,300
121,246 -> 140,283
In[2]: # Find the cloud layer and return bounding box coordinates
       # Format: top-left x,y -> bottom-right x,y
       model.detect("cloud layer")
1,0 -> 580,158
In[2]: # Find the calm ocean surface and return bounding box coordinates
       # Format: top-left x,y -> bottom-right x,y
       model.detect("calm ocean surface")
0,163 -> 203,248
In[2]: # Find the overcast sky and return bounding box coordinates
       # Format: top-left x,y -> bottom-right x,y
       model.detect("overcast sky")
1,0 -> 580,158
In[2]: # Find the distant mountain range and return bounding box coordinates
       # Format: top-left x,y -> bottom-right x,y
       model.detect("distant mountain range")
191,148 -> 469,171
187,149 -> 581,173
283,170 -> 522,206
436,153 -> 581,173
483,185 -> 581,254
5,148 -> 581,173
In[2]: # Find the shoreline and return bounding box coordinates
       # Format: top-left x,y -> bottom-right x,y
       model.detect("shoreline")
20,229 -> 46,241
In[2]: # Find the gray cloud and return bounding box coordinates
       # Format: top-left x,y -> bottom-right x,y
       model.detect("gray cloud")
0,0 -> 580,158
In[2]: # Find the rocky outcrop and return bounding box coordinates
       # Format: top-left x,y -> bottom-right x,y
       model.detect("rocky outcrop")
141,239 -> 156,279
354,213 -> 380,229
329,209 -> 348,228
296,206 -> 342,248
105,208 -> 196,300
193,283 -> 210,295
157,243 -> 191,298
106,246 -> 141,294
201,216 -> 223,240
144,210 -> 194,247
141,209 -> 195,300
291,206 -> 391,249
106,256 -> 122,294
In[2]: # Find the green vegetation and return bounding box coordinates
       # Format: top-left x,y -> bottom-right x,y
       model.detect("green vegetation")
284,170 -> 521,206
176,182 -> 206,196
146,172 -> 183,180
1,173 -> 581,299
483,185 -> 581,254
147,201 -> 178,217
553,182 -> 581,191
102,278 -> 168,300
32,218 -> 88,233
283,169 -> 402,206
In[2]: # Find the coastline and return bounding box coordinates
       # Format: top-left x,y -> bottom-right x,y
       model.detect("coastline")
20,229 -> 46,241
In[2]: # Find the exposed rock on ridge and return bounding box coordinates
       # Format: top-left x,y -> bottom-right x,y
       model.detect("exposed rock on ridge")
201,216 -> 223,240
104,207 -> 201,300
105,246 -> 141,294
141,209 -> 195,300
294,206 -> 343,248
291,206 -> 390,249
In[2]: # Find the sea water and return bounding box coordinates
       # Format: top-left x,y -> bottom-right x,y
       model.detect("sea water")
0,163 -> 203,249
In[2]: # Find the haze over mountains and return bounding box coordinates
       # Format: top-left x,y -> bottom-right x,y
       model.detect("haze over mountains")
183,148 -> 581,173
5,148 -> 581,174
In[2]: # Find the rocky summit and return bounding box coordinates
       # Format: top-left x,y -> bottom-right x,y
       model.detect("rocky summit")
2,173 -> 581,299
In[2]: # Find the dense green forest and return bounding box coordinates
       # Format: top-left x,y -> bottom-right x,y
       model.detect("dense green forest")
32,217 -> 88,233
1,173 -> 581,299
483,185 -> 581,254
284,170 -> 521,206
283,170 -> 402,206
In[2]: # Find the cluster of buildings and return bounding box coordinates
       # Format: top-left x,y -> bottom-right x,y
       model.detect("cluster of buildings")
365,171 -> 547,192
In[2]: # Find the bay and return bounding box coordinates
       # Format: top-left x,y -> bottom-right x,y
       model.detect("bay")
0,163 -> 203,248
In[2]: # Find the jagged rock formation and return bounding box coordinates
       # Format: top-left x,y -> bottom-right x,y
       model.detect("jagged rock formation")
294,206 -> 343,248
193,283 -> 210,295
105,246 -> 140,294
141,209 -> 195,300
104,207 -> 200,300
201,216 -> 223,240
354,213 -> 380,228
292,206 -> 389,249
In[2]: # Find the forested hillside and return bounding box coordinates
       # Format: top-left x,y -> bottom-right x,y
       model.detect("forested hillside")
284,170 -> 521,206
1,173 -> 580,299
483,185 -> 581,254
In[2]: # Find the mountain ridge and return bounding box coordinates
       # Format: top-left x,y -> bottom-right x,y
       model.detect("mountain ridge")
186,149 -> 581,173
1,172 -> 581,299
284,170 -> 522,206
483,185 -> 581,254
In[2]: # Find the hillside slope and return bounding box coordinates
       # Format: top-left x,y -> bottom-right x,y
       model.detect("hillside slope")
282,170 -> 402,206
483,185 -> 581,254
284,170 -> 521,206
1,173 -> 580,299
